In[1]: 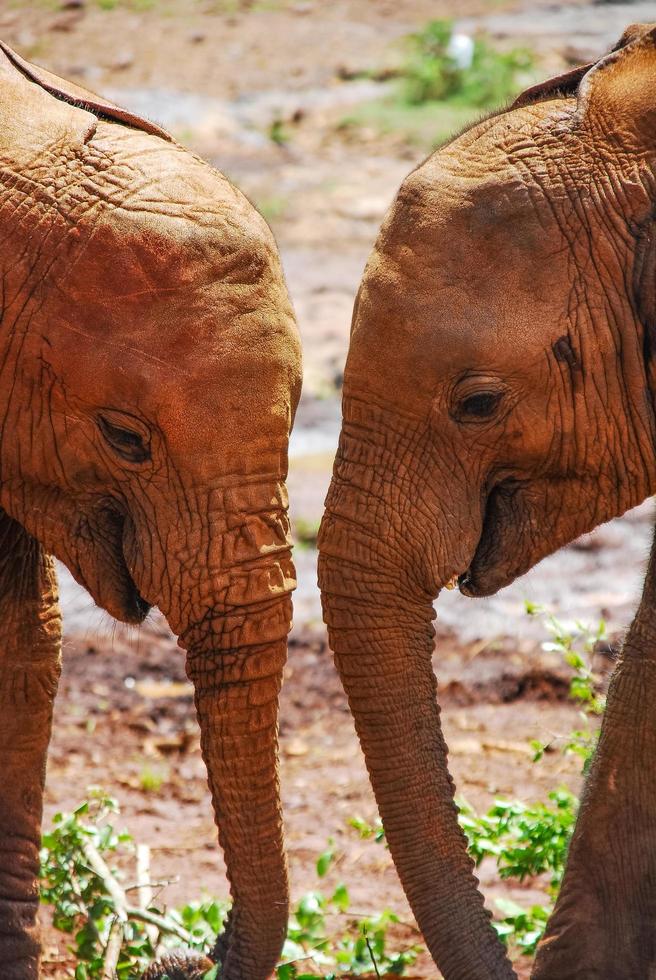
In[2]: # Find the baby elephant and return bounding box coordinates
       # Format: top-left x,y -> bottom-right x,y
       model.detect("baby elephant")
319,22 -> 656,980
0,43 -> 301,980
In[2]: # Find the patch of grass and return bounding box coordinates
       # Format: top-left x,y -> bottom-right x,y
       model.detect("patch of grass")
138,764 -> 167,793
92,0 -> 157,10
340,98 -> 480,151
269,117 -> 291,146
341,19 -> 537,150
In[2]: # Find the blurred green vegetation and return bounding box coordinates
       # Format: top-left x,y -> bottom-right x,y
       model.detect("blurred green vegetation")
402,19 -> 534,107
340,99 -> 478,150
341,19 -> 537,151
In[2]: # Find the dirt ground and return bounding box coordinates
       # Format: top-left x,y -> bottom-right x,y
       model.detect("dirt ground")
2,0 -> 652,977
43,596 -> 607,980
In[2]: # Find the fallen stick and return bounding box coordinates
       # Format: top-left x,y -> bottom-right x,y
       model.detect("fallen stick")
102,917 -> 124,980
137,843 -> 159,947
82,840 -> 128,921
82,840 -> 193,945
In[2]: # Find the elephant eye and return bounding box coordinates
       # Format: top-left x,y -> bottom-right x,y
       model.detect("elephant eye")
97,413 -> 151,464
457,390 -> 504,421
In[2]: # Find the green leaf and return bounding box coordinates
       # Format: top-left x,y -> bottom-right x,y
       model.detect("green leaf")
331,883 -> 350,912
316,839 -> 335,878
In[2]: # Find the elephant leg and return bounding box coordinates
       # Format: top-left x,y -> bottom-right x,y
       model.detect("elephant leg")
0,512 -> 61,980
532,521 -> 656,980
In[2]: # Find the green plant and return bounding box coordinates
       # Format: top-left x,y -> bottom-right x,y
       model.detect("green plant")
93,0 -> 156,9
279,844 -> 419,977
41,795 -> 155,979
458,790 -> 577,954
526,602 -> 606,772
458,609 -> 606,954
269,117 -> 290,146
41,797 -> 419,978
40,792 -> 227,979
138,764 -> 167,794
401,19 -> 534,108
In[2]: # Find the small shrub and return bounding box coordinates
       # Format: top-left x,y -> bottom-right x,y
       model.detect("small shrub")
526,602 -> 606,773
40,794 -> 157,979
138,765 -> 166,794
401,19 -> 534,108
269,118 -> 290,146
41,799 -> 418,978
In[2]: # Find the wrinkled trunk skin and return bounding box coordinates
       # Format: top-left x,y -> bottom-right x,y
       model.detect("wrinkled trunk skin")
184,600 -> 290,978
0,514 -> 61,980
141,482 -> 295,980
532,523 -> 656,980
318,402 -> 515,980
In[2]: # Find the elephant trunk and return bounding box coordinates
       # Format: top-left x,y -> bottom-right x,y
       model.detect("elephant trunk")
183,598 -> 290,978
317,400 -> 514,980
141,482 -> 295,980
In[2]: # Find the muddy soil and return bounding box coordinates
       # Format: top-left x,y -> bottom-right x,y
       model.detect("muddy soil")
2,1 -> 651,977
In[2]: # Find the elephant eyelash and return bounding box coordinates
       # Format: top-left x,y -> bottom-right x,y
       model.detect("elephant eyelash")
97,414 -> 151,464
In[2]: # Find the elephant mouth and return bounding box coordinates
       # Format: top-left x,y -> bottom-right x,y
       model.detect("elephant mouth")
116,564 -> 151,624
78,503 -> 152,625
457,479 -> 525,599
117,514 -> 151,624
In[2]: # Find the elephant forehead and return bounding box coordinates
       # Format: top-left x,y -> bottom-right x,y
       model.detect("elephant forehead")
19,124 -> 299,363
41,276 -> 300,407
71,135 -> 280,291
0,110 -> 282,303
384,167 -> 567,279
67,205 -> 284,311
381,99 -> 590,272
87,122 -> 266,238
360,184 -> 571,350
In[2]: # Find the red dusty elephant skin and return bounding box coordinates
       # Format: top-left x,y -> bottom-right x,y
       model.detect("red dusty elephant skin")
319,23 -> 656,980
0,42 -> 302,980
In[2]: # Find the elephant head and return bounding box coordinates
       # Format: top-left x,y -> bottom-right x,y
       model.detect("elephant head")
318,24 -> 656,980
0,44 -> 301,978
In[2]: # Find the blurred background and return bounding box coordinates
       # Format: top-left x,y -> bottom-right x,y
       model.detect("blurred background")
5,1 -> 654,976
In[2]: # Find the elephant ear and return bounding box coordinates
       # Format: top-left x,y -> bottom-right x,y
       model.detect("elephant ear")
512,23 -> 656,114
574,23 -> 656,145
581,27 -> 656,358
0,40 -> 171,143
511,62 -> 594,110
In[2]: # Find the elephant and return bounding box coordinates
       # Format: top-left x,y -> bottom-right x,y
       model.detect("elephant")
0,41 -> 301,980
318,22 -> 656,980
